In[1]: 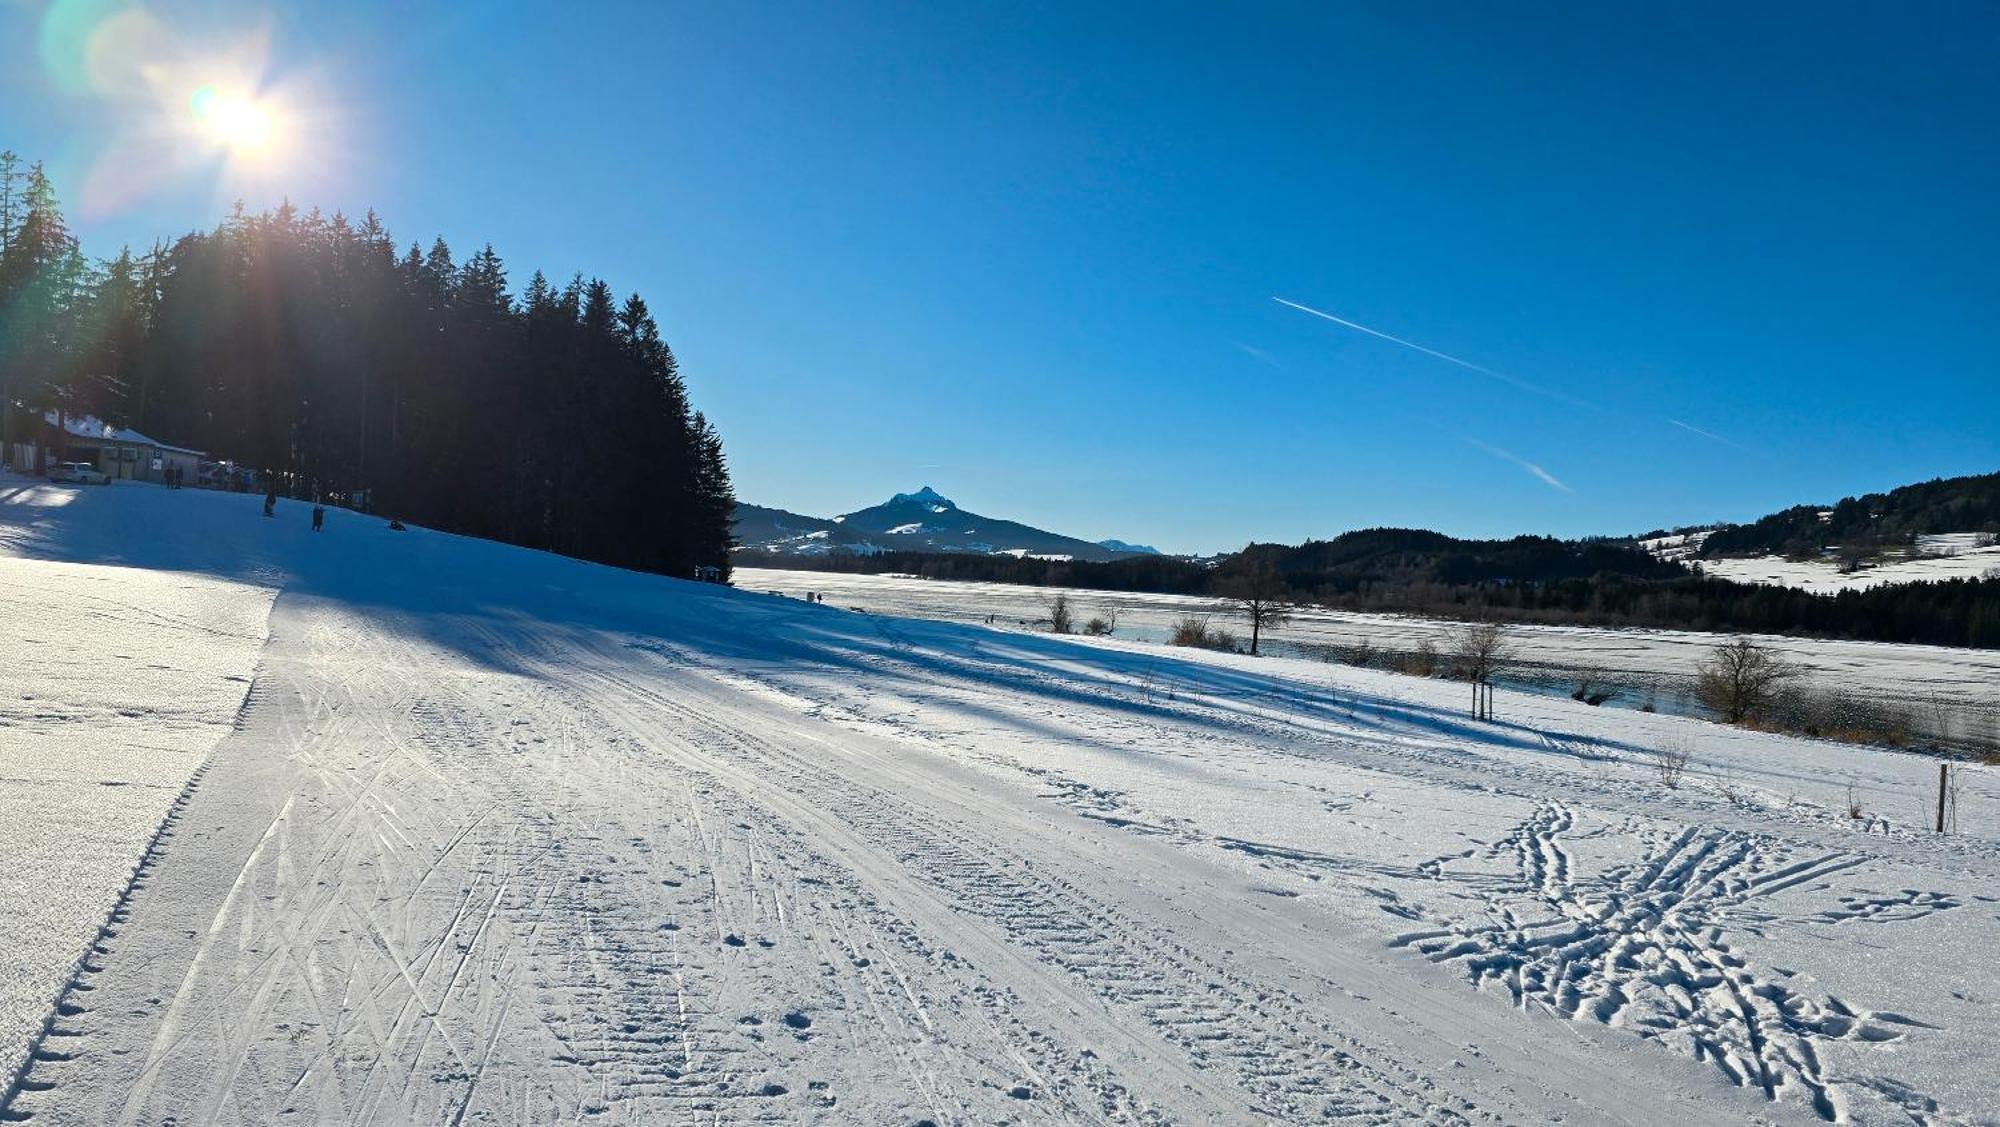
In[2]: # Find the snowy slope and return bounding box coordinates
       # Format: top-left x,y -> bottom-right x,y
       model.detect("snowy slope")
1698,535 -> 2000,594
4,479 -> 1998,1125
1643,528 -> 2000,593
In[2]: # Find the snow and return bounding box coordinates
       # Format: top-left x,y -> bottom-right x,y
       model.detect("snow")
1639,529 -> 1713,562
740,567 -> 2000,736
3,477 -> 1998,1124
887,486 -> 955,510
0,478 -> 276,1095
1645,529 -> 2000,593
43,411 -> 204,456
1699,539 -> 2000,593
884,522 -> 926,535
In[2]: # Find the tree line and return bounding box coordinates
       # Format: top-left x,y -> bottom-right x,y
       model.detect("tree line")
0,150 -> 734,579
747,525 -> 2000,649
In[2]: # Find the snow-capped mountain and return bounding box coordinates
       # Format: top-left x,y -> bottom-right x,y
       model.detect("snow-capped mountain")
734,487 -> 1152,562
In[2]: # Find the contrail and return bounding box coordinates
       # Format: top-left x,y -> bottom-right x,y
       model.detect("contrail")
1463,437 -> 1574,494
1668,418 -> 1754,453
1273,297 -> 1589,407
1235,342 -> 1281,367
1274,297 -> 1759,454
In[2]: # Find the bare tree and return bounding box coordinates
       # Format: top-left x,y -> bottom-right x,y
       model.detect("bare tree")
1694,636 -> 1798,724
1449,622 -> 1511,683
1216,563 -> 1295,656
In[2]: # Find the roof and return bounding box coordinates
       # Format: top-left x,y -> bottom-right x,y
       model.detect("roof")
45,412 -> 204,456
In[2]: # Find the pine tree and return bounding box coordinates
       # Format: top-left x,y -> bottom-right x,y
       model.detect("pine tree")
0,150 -> 20,260
0,162 -> 80,449
0,156 -> 738,579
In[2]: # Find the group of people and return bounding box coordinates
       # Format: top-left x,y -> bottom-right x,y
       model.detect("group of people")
163,465 -> 187,489
262,482 -> 327,532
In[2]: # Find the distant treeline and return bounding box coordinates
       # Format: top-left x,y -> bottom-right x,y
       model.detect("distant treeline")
1699,471 -> 2000,560
748,526 -> 2000,649
758,548 -> 1218,595
0,151 -> 734,579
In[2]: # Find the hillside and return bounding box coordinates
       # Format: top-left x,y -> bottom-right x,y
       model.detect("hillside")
4,473 -> 1996,1124
1699,470 -> 2000,560
1241,527 -> 1687,591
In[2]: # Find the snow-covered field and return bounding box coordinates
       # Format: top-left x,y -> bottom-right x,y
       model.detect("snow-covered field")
1699,535 -> 2000,595
1643,530 -> 2000,594
4,478 -> 1998,1124
739,567 -> 2000,742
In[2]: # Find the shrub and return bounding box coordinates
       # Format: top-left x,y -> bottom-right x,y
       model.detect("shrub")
1047,592 -> 1074,634
1571,668 -> 1616,706
1652,735 -> 1691,789
1398,638 -> 1441,677
1169,616 -> 1238,652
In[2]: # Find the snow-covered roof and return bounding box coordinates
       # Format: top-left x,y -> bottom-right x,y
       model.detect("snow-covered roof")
45,412 -> 203,456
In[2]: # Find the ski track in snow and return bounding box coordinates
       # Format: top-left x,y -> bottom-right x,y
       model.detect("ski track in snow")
3,479 -> 1997,1125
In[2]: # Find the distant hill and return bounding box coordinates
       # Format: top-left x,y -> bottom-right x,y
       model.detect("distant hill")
1697,471 -> 2000,560
733,487 -> 1153,563
1239,528 -> 1684,594
730,502 -> 860,555
1096,539 -> 1161,556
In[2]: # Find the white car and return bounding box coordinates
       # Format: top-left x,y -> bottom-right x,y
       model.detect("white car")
49,462 -> 111,485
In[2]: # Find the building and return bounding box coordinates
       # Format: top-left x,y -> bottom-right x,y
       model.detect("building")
40,413 -> 204,484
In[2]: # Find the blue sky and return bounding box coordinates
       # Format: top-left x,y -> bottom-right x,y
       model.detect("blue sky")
4,1 -> 1995,553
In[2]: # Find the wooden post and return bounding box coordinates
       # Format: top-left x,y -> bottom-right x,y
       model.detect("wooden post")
1936,763 -> 1949,833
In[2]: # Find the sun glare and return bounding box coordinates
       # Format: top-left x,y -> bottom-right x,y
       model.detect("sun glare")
191,85 -> 275,150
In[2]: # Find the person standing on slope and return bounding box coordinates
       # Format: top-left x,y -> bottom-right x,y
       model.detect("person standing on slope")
263,479 -> 278,518
311,501 -> 325,533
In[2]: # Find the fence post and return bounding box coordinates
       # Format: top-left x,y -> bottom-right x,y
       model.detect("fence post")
1936,763 -> 1949,833
1470,680 -> 1494,722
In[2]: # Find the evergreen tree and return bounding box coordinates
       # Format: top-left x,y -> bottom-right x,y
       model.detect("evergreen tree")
0,155 -> 736,578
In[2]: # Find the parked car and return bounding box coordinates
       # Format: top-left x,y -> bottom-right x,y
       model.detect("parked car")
49,461 -> 111,485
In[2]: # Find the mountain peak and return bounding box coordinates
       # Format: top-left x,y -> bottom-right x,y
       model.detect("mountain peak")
890,486 -> 955,510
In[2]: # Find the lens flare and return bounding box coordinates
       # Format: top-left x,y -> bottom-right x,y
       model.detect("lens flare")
34,3 -> 346,219
191,84 -> 275,150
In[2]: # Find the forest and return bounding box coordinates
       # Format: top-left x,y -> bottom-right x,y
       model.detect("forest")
0,151 -> 734,579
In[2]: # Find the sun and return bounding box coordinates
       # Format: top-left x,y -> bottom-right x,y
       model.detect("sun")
190,85 -> 275,151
